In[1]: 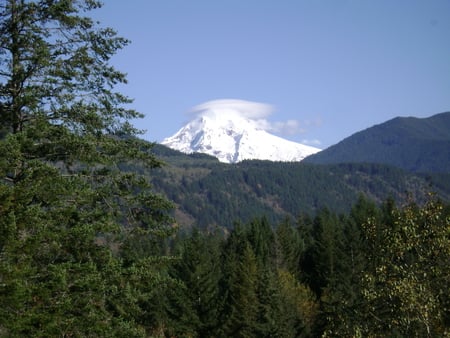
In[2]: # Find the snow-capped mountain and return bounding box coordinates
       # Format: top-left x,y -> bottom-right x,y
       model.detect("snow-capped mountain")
161,100 -> 321,163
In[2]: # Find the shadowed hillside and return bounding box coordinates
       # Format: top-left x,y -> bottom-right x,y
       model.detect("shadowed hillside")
303,112 -> 450,173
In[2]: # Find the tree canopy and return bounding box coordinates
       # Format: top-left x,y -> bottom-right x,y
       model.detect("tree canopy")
0,1 -> 173,335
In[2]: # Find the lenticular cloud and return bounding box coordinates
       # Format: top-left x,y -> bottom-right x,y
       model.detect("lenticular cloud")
189,99 -> 274,120
188,99 -> 305,136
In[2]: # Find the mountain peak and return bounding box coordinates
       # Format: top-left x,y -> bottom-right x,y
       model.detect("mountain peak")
161,100 -> 321,163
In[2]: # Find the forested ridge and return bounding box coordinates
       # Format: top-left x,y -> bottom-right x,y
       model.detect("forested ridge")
303,112 -> 450,173
149,144 -> 450,229
0,1 -> 449,337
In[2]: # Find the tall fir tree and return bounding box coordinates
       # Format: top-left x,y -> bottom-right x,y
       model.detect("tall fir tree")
310,208 -> 344,295
219,225 -> 260,338
322,195 -> 378,336
167,229 -> 223,337
246,216 -> 275,267
222,241 -> 259,338
0,1 -> 173,335
275,217 -> 304,277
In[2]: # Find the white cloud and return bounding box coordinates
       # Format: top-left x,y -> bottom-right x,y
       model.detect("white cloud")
303,117 -> 323,128
270,119 -> 306,135
188,99 -> 311,137
189,99 -> 273,119
301,139 -> 322,146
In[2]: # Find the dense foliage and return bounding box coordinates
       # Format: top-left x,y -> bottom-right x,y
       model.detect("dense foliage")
150,144 -> 450,229
0,1 -> 173,335
161,196 -> 449,337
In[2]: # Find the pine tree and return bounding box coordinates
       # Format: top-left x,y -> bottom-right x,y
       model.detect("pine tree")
275,217 -> 304,277
310,208 -> 344,295
322,195 -> 378,336
295,212 -> 315,287
246,216 -> 275,266
0,1 -> 173,335
222,242 -> 259,338
167,229 -> 223,337
254,266 -> 280,337
219,226 -> 260,338
307,209 -> 347,335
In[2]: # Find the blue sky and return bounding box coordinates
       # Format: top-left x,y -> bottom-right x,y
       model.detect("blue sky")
95,0 -> 450,148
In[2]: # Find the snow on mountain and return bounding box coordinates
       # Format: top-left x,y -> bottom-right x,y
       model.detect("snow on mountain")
161,99 -> 321,163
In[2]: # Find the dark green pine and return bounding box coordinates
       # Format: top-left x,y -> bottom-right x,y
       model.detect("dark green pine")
0,1 -> 173,336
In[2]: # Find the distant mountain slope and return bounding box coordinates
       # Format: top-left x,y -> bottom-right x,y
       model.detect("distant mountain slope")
148,144 -> 450,229
303,112 -> 450,173
161,99 -> 320,163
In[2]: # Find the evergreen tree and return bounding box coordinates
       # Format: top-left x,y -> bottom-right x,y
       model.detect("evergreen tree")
219,227 -> 259,338
322,195 -> 378,336
0,1 -> 173,335
310,208 -> 344,295
275,217 -> 304,277
254,266 -> 280,337
223,242 -> 259,338
167,229 -> 223,337
296,212 -> 316,287
307,209 -> 347,335
246,216 -> 275,266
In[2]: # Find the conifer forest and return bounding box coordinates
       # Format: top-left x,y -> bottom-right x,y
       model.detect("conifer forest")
0,1 -> 449,336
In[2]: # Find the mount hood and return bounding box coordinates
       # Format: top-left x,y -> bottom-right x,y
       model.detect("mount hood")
161,100 -> 321,163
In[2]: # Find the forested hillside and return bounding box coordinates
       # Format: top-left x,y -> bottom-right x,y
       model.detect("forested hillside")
0,1 -> 449,337
304,112 -> 450,173
162,196 -> 450,337
147,144 -> 450,229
